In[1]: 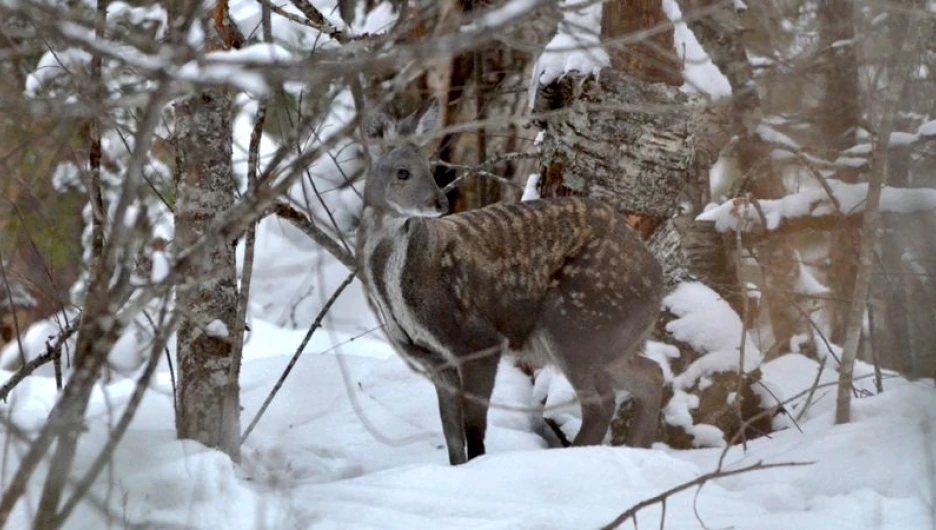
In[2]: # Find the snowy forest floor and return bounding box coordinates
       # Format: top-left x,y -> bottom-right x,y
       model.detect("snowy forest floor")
2,224 -> 935,530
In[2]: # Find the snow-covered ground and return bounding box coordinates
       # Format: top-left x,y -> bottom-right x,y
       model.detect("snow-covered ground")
4,3 -> 934,525
2,231 -> 934,529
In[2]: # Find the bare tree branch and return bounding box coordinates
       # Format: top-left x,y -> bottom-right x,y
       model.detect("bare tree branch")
601,460 -> 813,530
269,202 -> 357,272
0,323 -> 77,403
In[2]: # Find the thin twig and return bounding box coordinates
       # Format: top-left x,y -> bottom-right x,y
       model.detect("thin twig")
865,302 -> 884,393
51,309 -> 177,528
0,324 -> 77,403
0,251 -> 27,367
288,0 -> 346,41
437,160 -> 522,193
796,355 -> 828,423
776,146 -> 843,213
437,152 -> 538,194
600,461 -> 813,530
266,2 -> 320,29
269,202 -> 357,272
241,271 -> 356,443
733,218 -> 751,449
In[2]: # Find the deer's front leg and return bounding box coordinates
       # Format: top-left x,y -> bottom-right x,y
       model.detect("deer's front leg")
461,349 -> 501,461
433,363 -> 467,465
398,342 -> 467,465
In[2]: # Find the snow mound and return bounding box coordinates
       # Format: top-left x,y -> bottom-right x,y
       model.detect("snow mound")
528,0 -> 609,108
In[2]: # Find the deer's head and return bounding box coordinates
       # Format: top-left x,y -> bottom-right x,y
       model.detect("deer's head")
363,100 -> 448,219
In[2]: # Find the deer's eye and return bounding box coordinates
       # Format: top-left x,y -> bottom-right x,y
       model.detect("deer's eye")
396,168 -> 411,181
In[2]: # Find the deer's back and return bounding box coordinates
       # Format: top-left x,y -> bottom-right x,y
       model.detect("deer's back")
423,197 -> 663,350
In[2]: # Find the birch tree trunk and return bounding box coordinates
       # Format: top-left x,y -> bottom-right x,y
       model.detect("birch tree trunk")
173,86 -> 241,460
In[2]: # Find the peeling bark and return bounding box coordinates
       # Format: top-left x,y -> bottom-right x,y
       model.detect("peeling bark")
536,70 -> 696,218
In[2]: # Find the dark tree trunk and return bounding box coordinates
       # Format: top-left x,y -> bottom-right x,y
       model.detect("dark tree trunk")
432,0 -> 558,212
818,0 -> 861,345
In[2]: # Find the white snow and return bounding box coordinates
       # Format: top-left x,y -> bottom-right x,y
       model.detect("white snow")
528,0 -> 732,103
528,0 -> 609,108
659,282 -> 770,449
889,131 -> 919,146
521,174 -> 541,201
463,0 -> 542,33
107,1 -> 168,40
918,119 -> 936,137
842,142 -> 873,155
25,48 -> 92,96
662,0 -> 732,98
350,1 -> 398,35
2,283 -> 934,529
795,258 -> 830,295
205,319 -> 230,339
697,178 -> 936,232
177,44 -> 296,96
150,250 -> 169,283
756,124 -> 800,150
664,282 -> 762,389
51,162 -> 83,192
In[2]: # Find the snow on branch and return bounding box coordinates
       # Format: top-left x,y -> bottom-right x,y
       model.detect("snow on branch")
830,121 -> 936,168
697,179 -> 936,233
176,43 -> 297,96
463,0 -> 544,33
528,0 -> 609,108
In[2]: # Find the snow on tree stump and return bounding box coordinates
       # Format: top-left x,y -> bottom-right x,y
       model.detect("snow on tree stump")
611,368 -> 772,450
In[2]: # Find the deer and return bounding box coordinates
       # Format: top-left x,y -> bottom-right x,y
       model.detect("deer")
356,100 -> 665,465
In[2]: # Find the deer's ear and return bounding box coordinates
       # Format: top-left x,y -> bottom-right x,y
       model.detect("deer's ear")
364,112 -> 397,140
413,99 -> 440,137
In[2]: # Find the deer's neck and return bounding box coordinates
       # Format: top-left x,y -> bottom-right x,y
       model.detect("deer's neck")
359,207 -> 414,252
357,206 -> 438,347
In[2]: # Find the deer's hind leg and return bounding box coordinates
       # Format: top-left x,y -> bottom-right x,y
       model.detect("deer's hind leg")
536,327 -> 617,447
569,368 -> 616,447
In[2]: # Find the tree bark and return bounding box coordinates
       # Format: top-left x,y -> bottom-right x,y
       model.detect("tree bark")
601,0 -> 681,86
536,69 -> 696,219
173,87 -> 241,460
818,0 -> 861,345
